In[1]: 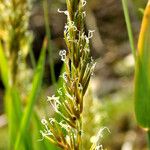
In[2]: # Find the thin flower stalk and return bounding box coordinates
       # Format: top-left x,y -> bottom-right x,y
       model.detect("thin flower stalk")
41,0 -> 96,149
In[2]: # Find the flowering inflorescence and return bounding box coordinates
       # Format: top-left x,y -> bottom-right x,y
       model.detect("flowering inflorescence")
0,0 -> 32,85
41,0 -> 96,149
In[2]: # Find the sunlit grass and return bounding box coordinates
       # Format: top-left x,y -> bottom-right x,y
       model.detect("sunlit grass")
122,0 -> 150,148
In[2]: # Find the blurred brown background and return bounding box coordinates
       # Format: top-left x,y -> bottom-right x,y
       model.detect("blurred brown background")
0,0 -> 148,149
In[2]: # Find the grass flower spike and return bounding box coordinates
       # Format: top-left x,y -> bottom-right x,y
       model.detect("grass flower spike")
0,0 -> 32,85
41,0 -> 96,149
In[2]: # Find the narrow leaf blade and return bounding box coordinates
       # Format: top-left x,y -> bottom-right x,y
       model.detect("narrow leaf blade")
135,1 -> 150,128
0,42 -> 9,88
15,39 -> 47,149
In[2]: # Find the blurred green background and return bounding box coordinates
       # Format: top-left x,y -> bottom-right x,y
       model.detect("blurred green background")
0,0 -> 148,149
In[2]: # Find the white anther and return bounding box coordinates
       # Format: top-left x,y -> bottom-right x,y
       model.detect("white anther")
60,72 -> 68,82
85,36 -> 90,44
40,129 -> 53,138
78,83 -> 83,90
47,95 -> 60,102
49,118 -> 55,125
57,9 -> 68,16
95,144 -> 103,150
47,95 -> 60,112
84,48 -> 90,53
82,11 -> 86,17
91,63 -> 96,76
41,119 -> 48,125
57,88 -> 62,95
59,50 -> 66,61
41,118 -> 52,137
88,30 -> 95,38
59,121 -> 71,131
69,21 -> 77,31
65,92 -> 74,101
82,0 -> 87,7
65,135 -> 71,144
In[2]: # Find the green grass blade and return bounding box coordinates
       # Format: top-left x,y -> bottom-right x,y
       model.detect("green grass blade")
135,2 -> 150,128
11,87 -> 22,120
4,87 -> 22,149
43,0 -> 56,85
11,87 -> 33,149
5,85 -> 32,149
0,42 -> 31,148
14,39 -> 47,150
122,0 -> 136,59
4,88 -> 15,149
0,42 -> 9,88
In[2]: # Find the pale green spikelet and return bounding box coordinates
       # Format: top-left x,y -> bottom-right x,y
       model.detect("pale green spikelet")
41,0 -> 97,149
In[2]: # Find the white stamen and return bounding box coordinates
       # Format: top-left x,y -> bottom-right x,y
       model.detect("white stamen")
85,36 -> 90,44
78,83 -> 83,90
47,95 -> 60,102
65,92 -> 74,101
95,144 -> 103,150
57,88 -> 62,95
49,118 -> 55,125
65,135 -> 71,144
59,121 -> 71,132
91,62 -> 97,76
59,50 -> 66,61
69,21 -> 77,31
41,118 -> 48,125
82,11 -> 86,17
57,9 -> 68,16
47,95 -> 60,112
82,0 -> 87,7
40,119 -> 53,138
88,30 -> 95,38
84,48 -> 90,53
60,72 -> 68,82
40,129 -> 53,138
91,57 -> 94,62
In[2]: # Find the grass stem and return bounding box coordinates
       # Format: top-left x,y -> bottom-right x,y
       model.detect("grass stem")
122,0 -> 136,59
43,0 -> 56,86
78,116 -> 82,150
